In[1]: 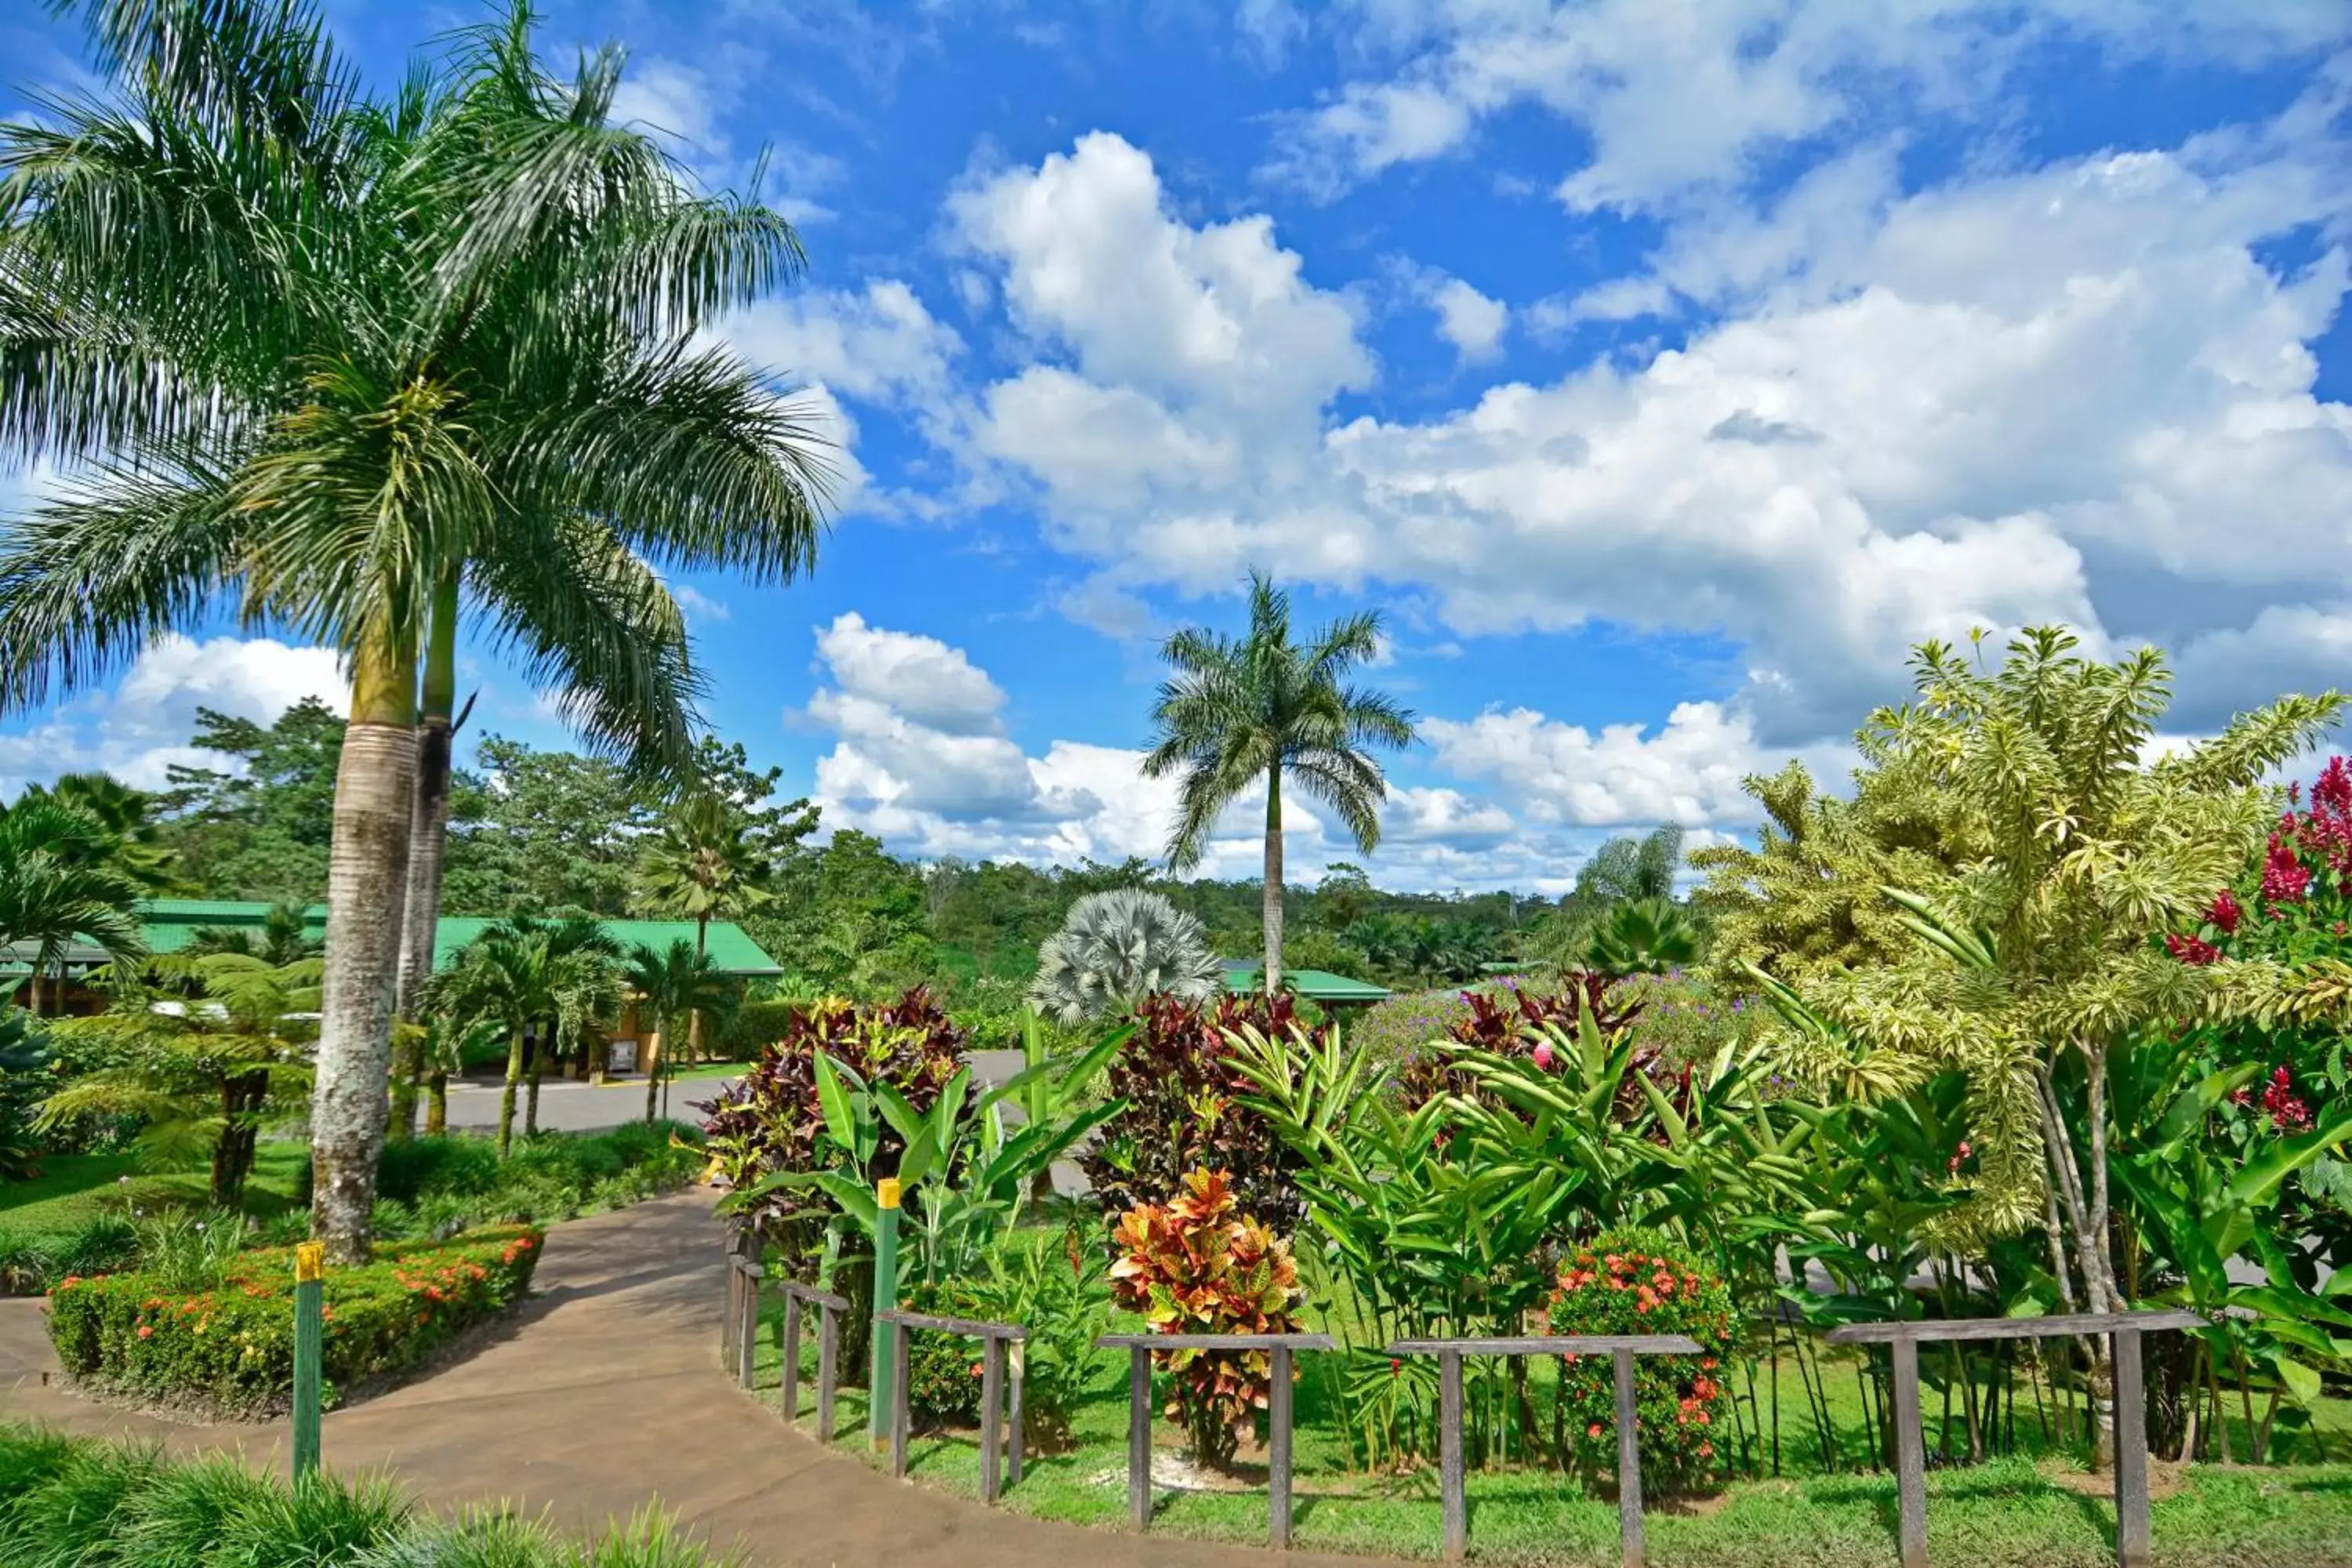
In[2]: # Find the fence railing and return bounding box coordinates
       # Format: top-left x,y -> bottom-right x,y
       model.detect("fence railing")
1387,1334 -> 1703,1566
777,1279 -> 850,1443
876,1308 -> 1029,1502
724,1228 -> 2200,1566
1096,1331 -> 1337,1548
1824,1308 -> 2200,1568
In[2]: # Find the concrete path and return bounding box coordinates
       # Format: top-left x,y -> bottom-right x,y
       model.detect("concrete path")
0,1192 -> 1365,1568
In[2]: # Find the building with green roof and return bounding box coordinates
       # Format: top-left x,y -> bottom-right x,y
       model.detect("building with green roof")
1217,957 -> 1389,1008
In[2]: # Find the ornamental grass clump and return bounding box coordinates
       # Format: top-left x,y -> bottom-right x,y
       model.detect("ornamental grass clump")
1109,1167 -> 1301,1468
1544,1227 -> 1735,1493
45,1225 -> 542,1416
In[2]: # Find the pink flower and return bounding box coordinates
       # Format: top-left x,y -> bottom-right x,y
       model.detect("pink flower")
1531,1040 -> 1556,1071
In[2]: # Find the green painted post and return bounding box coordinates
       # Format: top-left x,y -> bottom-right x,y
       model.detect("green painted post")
292,1241 -> 324,1480
869,1178 -> 901,1449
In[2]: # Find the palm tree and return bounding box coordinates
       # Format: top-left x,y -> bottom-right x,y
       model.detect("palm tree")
9,774 -> 178,893
0,797 -> 147,1014
183,902 -> 321,964
1574,826 -> 1686,906
430,916 -> 622,1156
626,938 -> 731,1125
637,791 -> 771,1065
1142,572 -> 1417,991
1029,887 -> 1222,1025
0,2 -> 830,1258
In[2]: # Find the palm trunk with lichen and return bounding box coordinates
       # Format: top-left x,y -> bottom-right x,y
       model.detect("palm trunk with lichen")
391,570 -> 460,1141
1261,767 -> 1283,993
310,619 -> 418,1263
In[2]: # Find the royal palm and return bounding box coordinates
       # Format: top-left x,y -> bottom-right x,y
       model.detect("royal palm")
1143,572 -> 1416,990
0,2 -> 827,1257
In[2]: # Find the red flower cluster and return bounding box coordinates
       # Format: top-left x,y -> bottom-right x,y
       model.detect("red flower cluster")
2262,840 -> 2313,908
2231,1065 -> 2313,1133
2165,933 -> 2222,965
1946,1138 -> 1973,1174
2208,889 -> 2242,934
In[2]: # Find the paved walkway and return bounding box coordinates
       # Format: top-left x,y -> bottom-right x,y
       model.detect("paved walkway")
0,1192 -> 1365,1568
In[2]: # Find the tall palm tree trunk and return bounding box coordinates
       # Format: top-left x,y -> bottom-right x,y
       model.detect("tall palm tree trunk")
497,1026 -> 525,1158
688,914 -> 708,1065
312,625 -> 419,1262
644,1011 -> 664,1125
525,1027 -> 545,1138
426,1069 -> 448,1136
391,570 -> 461,1140
1262,766 -> 1284,993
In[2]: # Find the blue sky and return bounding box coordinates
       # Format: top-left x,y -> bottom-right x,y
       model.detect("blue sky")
4,2 -> 2350,893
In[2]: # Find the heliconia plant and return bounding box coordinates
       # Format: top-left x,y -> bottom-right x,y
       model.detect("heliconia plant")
1109,1167 -> 1302,1468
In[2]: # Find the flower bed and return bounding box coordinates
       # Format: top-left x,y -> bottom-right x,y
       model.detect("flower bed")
45,1224 -> 543,1415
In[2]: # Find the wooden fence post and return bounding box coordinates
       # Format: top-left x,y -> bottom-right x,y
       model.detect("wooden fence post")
1889,1337 -> 1928,1568
1439,1349 -> 1466,1563
2112,1327 -> 2150,1568
780,1294 -> 801,1424
1127,1345 -> 1152,1530
889,1323 -> 910,1478
817,1301 -> 839,1443
1007,1341 -> 1025,1486
981,1337 -> 1004,1504
1613,1347 -> 1645,1568
1269,1344 -> 1295,1549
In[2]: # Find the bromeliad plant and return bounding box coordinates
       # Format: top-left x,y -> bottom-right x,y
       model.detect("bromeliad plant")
1109,1167 -> 1303,1468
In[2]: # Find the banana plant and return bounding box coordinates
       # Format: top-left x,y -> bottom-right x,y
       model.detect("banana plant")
724,1035 -> 1127,1285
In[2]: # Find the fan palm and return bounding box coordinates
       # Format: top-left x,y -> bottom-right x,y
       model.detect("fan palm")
0,797 -> 147,1014
1028,887 -> 1222,1025
625,938 -> 732,1125
0,2 -> 830,1256
1142,572 -> 1417,991
1584,896 -> 1700,978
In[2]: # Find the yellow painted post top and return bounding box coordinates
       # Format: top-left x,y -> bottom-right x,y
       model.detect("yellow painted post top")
294,1242 -> 325,1283
877,1178 -> 902,1210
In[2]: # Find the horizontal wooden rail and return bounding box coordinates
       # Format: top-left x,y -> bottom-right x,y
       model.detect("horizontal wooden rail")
876,1308 -> 1029,1502
1096,1333 -> 1336,1548
1388,1334 -> 1704,1566
776,1280 -> 848,1443
1825,1310 -> 2202,1568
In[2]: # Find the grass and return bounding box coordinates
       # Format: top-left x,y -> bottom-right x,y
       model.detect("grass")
736,1281 -> 2352,1566
0,1424 -> 739,1567
0,1144 -> 309,1232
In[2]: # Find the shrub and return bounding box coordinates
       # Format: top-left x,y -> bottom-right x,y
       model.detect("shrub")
956,1227 -> 1112,1450
1078,993 -> 1314,1235
899,1279 -> 986,1429
1349,986 -> 1475,1079
699,988 -> 967,1233
375,1136 -> 502,1204
368,1127 -> 702,1241
1109,1167 -> 1301,1468
47,1225 -> 543,1415
1617,970 -> 1754,1076
1544,1227 -> 1735,1492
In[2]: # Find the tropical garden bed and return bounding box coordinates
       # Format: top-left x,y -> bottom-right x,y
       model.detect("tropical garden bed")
47,1224 -> 544,1418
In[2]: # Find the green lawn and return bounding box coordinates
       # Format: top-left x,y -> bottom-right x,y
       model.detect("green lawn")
0,1142 -> 308,1234
740,1289 -> 2352,1566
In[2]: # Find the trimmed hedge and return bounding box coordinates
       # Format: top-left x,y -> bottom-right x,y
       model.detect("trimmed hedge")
46,1225 -> 543,1415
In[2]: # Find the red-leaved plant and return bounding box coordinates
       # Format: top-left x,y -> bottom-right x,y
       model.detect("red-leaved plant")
1108,1167 -> 1302,1467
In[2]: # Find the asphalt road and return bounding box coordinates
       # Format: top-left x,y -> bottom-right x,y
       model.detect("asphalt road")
438,1074 -> 742,1133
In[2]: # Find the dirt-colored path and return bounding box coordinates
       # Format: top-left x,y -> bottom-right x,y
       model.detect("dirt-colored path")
0,1192 -> 1365,1568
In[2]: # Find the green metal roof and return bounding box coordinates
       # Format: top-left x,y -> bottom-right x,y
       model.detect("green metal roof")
130,901 -> 782,976
1218,964 -> 1390,1004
